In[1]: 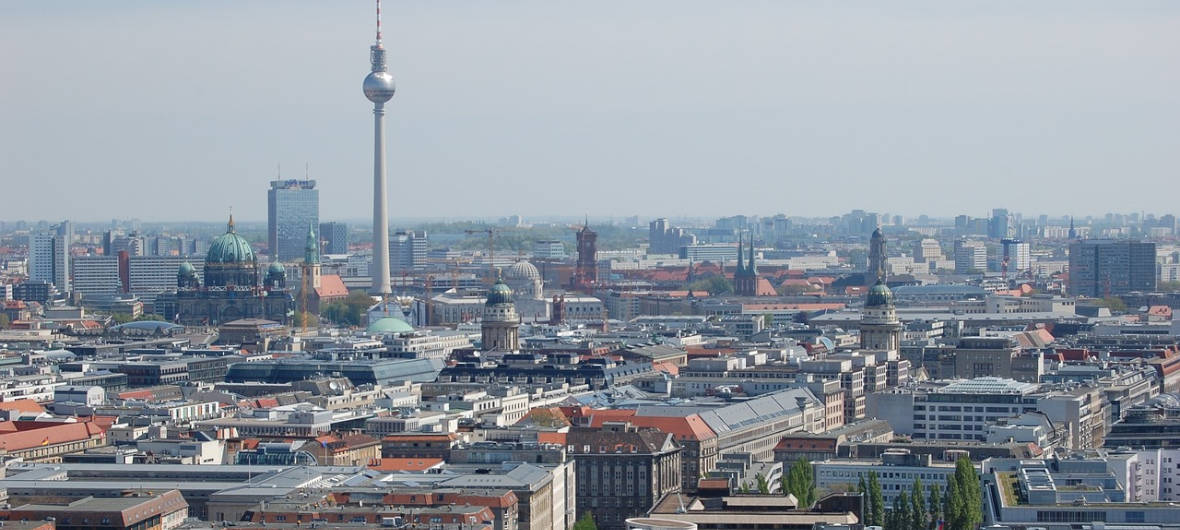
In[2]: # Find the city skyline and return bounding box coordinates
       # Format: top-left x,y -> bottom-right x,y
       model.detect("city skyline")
3,1 -> 1178,221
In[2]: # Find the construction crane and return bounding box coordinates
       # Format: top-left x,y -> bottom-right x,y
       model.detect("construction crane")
464,227 -> 499,284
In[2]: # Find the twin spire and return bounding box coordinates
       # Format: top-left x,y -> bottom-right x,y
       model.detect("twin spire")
735,233 -> 756,275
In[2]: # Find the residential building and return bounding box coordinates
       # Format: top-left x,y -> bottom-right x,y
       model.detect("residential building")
28,220 -> 72,292
568,425 -> 682,530
954,239 -> 987,274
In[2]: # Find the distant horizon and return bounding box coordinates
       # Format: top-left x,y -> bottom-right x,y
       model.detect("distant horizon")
3,2 -> 1178,221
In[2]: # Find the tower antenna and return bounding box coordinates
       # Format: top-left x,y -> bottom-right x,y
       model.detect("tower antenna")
376,0 -> 383,45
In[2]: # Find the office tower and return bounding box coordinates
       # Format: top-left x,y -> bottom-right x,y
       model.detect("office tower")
911,238 -> 942,263
1068,240 -> 1156,297
267,179 -> 319,261
532,240 -> 565,259
990,208 -> 1012,239
363,0 -> 395,295
571,222 -> 598,292
71,256 -> 121,300
389,231 -> 426,272
649,218 -> 671,254
28,221 -> 72,292
1001,238 -> 1031,277
319,222 -> 349,255
955,239 -> 987,274
866,227 -> 887,285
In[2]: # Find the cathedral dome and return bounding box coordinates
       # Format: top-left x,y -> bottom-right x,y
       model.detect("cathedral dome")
267,261 -> 286,275
178,261 -> 196,276
203,215 -> 259,288
504,260 -> 540,281
866,280 -> 894,307
207,217 -> 255,265
486,280 -> 514,306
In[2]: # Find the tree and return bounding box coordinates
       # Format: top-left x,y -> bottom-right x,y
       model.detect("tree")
948,457 -> 982,530
785,458 -> 815,507
869,471 -> 885,527
0,314 -> 10,329
294,311 -> 319,328
859,475 -> 870,525
111,313 -> 135,324
927,483 -> 942,527
910,477 -> 926,530
322,290 -> 375,326
756,473 -> 770,494
894,492 -> 912,530
945,470 -> 962,530
135,313 -> 165,322
1097,296 -> 1128,313
573,512 -> 598,530
687,275 -> 733,296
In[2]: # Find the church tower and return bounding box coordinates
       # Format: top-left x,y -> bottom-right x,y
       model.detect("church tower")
481,275 -> 520,351
303,222 -> 322,290
733,233 -> 758,296
860,280 -> 901,352
866,227 -> 887,286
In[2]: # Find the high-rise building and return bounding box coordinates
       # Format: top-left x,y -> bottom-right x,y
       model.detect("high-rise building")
989,208 -> 1012,239
72,256 -> 121,300
267,179 -> 319,261
532,240 -> 565,260
1001,238 -> 1031,277
648,218 -> 696,255
28,221 -> 72,293
319,222 -> 349,255
911,238 -> 942,263
389,231 -> 426,272
1068,240 -> 1156,297
954,240 -> 987,274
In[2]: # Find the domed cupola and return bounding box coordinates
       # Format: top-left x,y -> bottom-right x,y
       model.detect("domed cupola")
265,261 -> 287,290
204,215 -> 260,288
866,279 -> 894,308
177,261 -> 200,289
486,279 -> 514,306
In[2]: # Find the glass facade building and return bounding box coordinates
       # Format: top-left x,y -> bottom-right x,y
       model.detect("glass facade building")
267,179 -> 319,261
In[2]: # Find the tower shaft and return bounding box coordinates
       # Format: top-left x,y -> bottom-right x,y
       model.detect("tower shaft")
371,103 -> 392,295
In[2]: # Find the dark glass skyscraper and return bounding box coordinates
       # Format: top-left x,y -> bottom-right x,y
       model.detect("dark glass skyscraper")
267,179 -> 319,261
319,222 -> 349,255
1068,239 -> 1156,297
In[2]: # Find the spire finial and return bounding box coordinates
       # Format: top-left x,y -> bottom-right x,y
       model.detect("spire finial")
227,208 -> 235,233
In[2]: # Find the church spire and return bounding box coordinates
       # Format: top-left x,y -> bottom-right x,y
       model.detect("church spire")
305,221 -> 320,265
736,233 -> 744,274
747,234 -> 757,274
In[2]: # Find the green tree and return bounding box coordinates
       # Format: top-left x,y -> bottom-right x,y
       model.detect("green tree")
322,290 -> 376,326
687,275 -> 733,296
785,458 -> 815,507
135,313 -> 166,322
0,314 -> 10,329
869,471 -> 885,527
927,483 -> 942,527
110,313 -> 135,324
945,471 -> 962,530
1097,296 -> 1128,313
894,492 -> 912,530
858,475 -> 870,525
910,477 -> 926,530
294,311 -> 319,328
756,473 -> 770,494
573,511 -> 598,530
948,457 -> 982,530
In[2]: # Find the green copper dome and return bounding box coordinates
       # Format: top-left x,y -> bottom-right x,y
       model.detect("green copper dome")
206,216 -> 256,265
866,280 -> 894,307
178,261 -> 196,276
267,261 -> 286,275
367,316 -> 413,334
486,280 -> 514,306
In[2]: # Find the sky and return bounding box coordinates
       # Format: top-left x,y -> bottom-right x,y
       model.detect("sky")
2,1 -> 1178,223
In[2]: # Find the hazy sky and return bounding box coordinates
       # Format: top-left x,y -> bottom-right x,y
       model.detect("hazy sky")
2,1 -> 1178,223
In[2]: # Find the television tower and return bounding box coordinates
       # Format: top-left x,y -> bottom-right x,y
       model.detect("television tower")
363,0 -> 395,296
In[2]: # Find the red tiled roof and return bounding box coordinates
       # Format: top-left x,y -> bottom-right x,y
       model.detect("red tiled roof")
0,400 -> 45,414
315,274 -> 349,300
0,420 -> 105,451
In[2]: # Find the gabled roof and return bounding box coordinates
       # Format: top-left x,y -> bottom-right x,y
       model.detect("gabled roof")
315,274 -> 349,299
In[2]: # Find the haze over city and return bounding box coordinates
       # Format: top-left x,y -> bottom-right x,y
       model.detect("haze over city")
3,1 -> 1179,221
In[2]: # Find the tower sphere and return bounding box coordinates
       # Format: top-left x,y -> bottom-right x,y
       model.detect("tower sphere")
363,71 -> 396,103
